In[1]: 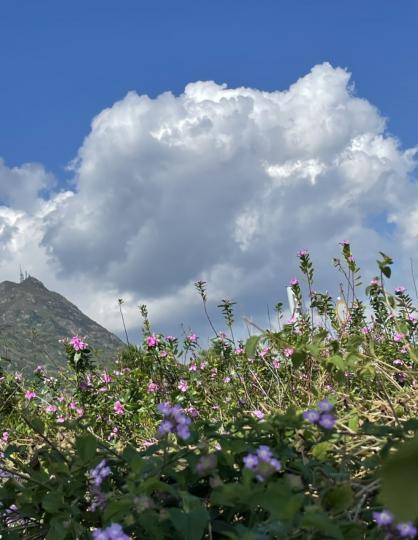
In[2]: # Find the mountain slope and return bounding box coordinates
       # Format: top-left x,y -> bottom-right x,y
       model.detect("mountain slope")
0,276 -> 124,373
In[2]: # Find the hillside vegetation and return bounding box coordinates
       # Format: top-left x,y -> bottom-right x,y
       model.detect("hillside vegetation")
1,242 -> 418,539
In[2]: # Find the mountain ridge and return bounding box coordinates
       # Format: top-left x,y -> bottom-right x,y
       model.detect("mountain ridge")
0,276 -> 124,373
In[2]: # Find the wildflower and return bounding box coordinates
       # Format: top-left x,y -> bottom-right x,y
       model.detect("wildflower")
178,379 -> 189,392
186,406 -> 199,417
290,278 -> 299,286
339,240 -> 350,246
259,346 -> 270,358
159,350 -> 168,357
393,359 -> 404,366
189,363 -> 198,371
303,400 -> 336,430
283,347 -> 294,358
361,326 -> 369,335
89,459 -> 111,487
235,347 -> 245,354
395,286 -> 406,294
24,390 -> 36,400
287,314 -> 298,325
271,359 -> 280,368
223,376 -> 231,383
297,249 -> 308,257
396,522 -> 417,538
14,372 -> 23,381
45,405 -> 57,414
303,409 -> 320,423
101,372 -> 112,384
408,314 -> 418,323
145,335 -> 158,347
2,432 -> 9,443
253,410 -> 265,420
370,278 -> 379,285
157,403 -> 191,441
187,333 -> 198,343
165,335 -> 176,342
92,523 -> 130,540
56,416 -> 66,423
394,332 -> 405,342
69,335 -> 88,351
243,445 -> 281,481
114,401 -> 125,415
318,413 -> 337,429
147,382 -> 159,393
373,510 -> 394,528
196,453 -> 217,475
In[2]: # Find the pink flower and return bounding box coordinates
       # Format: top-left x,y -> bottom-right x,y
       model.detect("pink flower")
189,363 -> 198,372
283,347 -> 294,358
252,410 -> 265,419
271,359 -> 280,369
101,372 -> 112,384
287,314 -> 298,325
147,382 -> 159,393
14,372 -> 23,381
347,255 -> 355,263
290,278 -> 299,286
395,286 -> 406,294
45,405 -> 57,414
24,390 -> 36,400
235,347 -> 244,354
70,335 -> 88,351
2,431 -> 9,442
370,278 -> 379,285
178,380 -> 189,392
146,335 -> 158,347
400,346 -> 408,354
408,314 -> 417,323
259,346 -> 270,358
199,361 -> 208,370
56,416 -> 66,423
394,333 -> 405,342
187,334 -> 198,343
76,408 -> 84,417
223,376 -> 231,383
361,326 -> 369,335
114,400 -> 125,414
339,240 -> 350,246
297,249 -> 308,257
393,359 -> 404,366
165,335 -> 176,342
159,351 -> 168,358
186,406 -> 199,417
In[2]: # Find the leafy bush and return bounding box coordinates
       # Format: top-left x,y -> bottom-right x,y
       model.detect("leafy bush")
1,242 -> 418,539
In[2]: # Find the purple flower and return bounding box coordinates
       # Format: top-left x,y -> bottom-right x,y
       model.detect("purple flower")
297,249 -> 309,257
303,410 -> 320,423
92,523 -> 130,540
396,522 -> 417,538
317,399 -> 334,412
196,453 -> 217,475
89,460 -> 111,487
145,335 -> 158,347
318,413 -> 337,430
395,286 -> 406,295
243,445 -> 281,481
290,278 -> 299,286
373,510 -> 394,527
157,403 -> 191,441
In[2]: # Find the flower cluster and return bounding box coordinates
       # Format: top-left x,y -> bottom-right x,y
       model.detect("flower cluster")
92,523 -> 130,540
303,399 -> 337,429
243,445 -> 282,481
89,460 -> 112,487
373,510 -> 417,538
157,403 -> 191,440
69,335 -> 88,351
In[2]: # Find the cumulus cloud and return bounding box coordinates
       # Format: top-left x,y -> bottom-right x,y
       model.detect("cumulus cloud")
0,62 -> 417,341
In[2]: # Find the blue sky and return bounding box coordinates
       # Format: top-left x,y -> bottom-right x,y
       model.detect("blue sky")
1,0 -> 417,179
1,1 -> 418,340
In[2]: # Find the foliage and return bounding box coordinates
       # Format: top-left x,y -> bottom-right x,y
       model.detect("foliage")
1,242 -> 418,538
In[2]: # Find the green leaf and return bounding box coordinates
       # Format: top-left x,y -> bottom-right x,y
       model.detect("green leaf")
42,491 -> 65,514
380,434 -> 418,521
323,485 -> 353,514
168,507 -> 209,540
301,511 -> 343,539
245,335 -> 261,358
75,433 -> 97,462
46,518 -> 68,540
326,355 -> 346,371
312,441 -> 333,461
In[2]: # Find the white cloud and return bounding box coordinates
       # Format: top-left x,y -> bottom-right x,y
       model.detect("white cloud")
0,62 -> 417,342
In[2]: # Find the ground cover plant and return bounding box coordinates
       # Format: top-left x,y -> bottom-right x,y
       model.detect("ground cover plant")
1,242 -> 418,539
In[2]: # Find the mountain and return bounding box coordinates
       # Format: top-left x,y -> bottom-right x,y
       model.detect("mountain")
0,276 -> 124,373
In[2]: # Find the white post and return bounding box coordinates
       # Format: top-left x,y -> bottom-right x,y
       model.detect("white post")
286,286 -> 301,319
